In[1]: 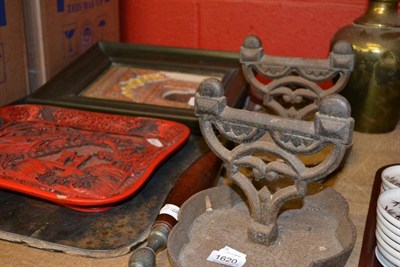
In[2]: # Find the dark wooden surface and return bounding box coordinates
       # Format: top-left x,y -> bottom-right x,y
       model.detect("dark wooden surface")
358,164 -> 399,267
155,149 -> 222,229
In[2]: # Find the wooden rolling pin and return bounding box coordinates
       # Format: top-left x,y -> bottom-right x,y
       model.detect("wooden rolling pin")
128,149 -> 223,267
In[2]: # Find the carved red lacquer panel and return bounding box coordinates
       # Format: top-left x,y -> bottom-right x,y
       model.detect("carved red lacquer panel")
0,105 -> 190,211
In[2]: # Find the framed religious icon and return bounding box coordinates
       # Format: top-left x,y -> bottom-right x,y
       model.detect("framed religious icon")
25,42 -> 248,133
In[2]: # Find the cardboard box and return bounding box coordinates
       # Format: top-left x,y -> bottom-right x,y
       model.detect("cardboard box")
24,0 -> 120,91
0,0 -> 30,105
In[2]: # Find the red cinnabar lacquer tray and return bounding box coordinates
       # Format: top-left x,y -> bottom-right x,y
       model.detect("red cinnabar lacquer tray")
0,104 -> 190,212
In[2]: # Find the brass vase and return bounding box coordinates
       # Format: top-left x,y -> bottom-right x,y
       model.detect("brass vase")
331,0 -> 400,133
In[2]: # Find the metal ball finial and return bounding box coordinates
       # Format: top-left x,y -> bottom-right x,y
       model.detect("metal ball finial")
198,78 -> 224,98
319,95 -> 351,118
332,40 -> 353,55
243,35 -> 262,49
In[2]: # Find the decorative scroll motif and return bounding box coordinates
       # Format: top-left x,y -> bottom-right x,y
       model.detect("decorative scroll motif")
0,105 -> 189,211
195,74 -> 354,245
240,35 -> 354,121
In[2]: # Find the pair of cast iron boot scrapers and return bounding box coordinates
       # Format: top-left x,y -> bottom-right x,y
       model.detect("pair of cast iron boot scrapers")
165,35 -> 356,267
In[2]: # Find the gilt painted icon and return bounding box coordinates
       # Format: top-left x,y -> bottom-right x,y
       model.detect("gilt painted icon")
82,65 -> 221,109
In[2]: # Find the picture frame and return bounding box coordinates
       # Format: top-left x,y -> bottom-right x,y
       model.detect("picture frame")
25,42 -> 248,133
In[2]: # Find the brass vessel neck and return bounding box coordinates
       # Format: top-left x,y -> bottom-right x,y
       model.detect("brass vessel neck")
354,0 -> 400,28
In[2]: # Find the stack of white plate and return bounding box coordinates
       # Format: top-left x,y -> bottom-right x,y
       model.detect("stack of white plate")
375,186 -> 400,267
381,166 -> 400,193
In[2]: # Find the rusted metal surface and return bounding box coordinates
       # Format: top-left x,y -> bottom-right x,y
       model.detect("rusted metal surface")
240,35 -> 354,120
194,35 -> 355,246
168,185 -> 356,267
195,80 -> 354,246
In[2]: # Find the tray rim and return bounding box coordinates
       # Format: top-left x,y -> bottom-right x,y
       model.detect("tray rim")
24,42 -> 248,134
0,104 -> 190,207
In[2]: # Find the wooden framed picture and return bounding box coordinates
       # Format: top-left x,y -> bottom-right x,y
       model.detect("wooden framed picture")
26,42 -> 248,133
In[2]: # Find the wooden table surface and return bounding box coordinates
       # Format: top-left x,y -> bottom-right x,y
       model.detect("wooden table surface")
1,128 -> 399,267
